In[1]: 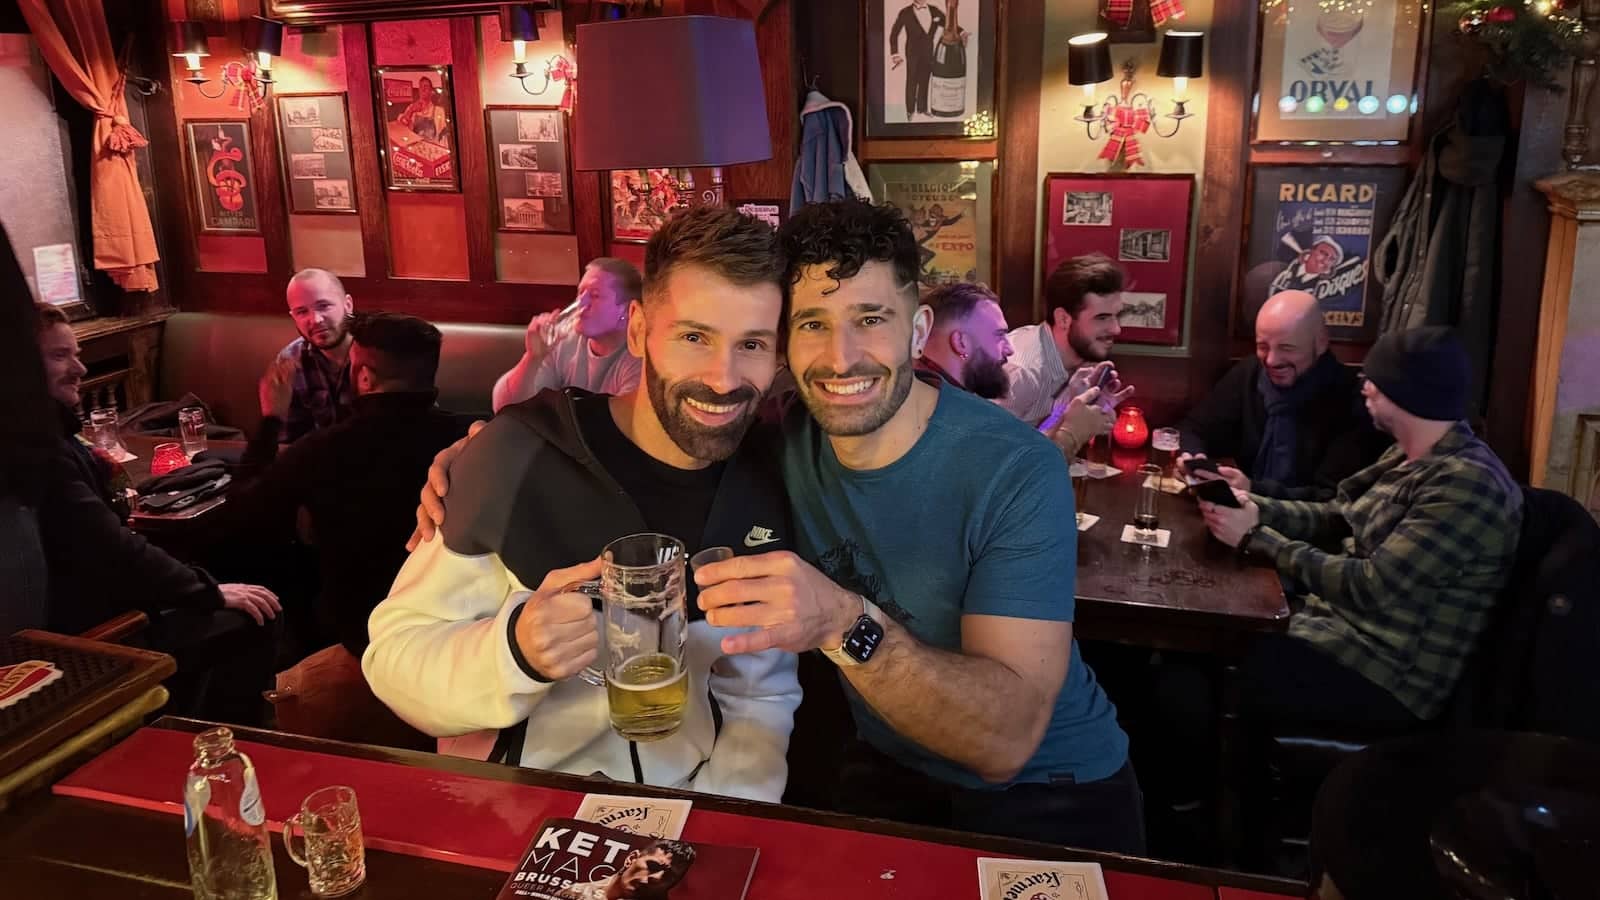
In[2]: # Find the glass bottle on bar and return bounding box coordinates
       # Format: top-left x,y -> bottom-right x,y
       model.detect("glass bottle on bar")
929,0 -> 967,118
185,727 -> 278,900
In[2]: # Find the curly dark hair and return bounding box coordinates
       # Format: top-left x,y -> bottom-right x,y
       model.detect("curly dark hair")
777,198 -> 919,300
643,205 -> 785,305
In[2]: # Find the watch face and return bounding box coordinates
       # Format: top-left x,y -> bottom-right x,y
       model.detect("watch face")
843,614 -> 884,664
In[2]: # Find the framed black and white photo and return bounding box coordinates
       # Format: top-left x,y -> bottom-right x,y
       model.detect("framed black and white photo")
275,93 -> 358,215
864,0 -> 997,139
485,106 -> 573,233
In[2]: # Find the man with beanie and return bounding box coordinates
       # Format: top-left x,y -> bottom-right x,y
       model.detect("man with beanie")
1198,326 -> 1522,729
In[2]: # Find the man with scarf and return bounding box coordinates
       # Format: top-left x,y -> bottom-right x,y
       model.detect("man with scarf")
1177,291 -> 1387,501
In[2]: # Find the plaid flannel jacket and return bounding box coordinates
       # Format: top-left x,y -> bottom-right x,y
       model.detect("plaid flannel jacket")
1247,421 -> 1523,719
279,337 -> 354,444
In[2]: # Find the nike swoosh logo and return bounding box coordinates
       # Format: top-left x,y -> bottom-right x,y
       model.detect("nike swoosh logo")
744,526 -> 778,548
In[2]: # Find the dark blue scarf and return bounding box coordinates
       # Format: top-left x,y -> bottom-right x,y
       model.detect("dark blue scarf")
1254,351 -> 1340,485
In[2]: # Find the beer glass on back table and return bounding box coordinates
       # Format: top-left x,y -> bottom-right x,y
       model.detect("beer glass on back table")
602,533 -> 689,742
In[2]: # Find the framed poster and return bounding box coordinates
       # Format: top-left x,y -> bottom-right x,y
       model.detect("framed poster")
485,106 -> 574,234
275,93 -> 357,215
869,160 -> 993,292
1254,0 -> 1424,143
864,0 -> 997,138
183,120 -> 261,234
607,169 -> 700,243
1042,173 -> 1193,346
1241,165 -> 1408,343
374,65 -> 459,191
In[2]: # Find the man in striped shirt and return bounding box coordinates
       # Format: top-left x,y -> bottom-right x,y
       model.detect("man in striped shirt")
1199,327 -> 1522,728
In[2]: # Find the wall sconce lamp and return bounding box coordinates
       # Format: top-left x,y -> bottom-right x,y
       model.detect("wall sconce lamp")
172,17 -> 284,98
500,2 -> 573,99
1068,30 -> 1204,151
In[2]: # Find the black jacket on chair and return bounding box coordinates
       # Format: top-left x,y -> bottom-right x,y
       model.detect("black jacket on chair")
1449,486 -> 1600,741
1178,353 -> 1391,501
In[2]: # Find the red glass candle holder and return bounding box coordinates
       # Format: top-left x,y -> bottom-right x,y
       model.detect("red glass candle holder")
1113,406 -> 1149,449
149,442 -> 190,476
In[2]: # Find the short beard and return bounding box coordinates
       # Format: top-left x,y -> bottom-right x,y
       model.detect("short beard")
1068,323 -> 1109,363
962,350 -> 1009,399
645,357 -> 758,463
800,359 -> 915,437
306,318 -> 347,351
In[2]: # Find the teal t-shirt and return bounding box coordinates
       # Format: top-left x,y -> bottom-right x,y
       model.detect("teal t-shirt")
781,380 -> 1129,789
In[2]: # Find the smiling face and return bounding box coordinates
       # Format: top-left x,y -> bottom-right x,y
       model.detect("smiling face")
787,260 -> 929,437
39,322 -> 88,407
1055,290 -> 1122,364
631,262 -> 782,462
1305,242 -> 1341,275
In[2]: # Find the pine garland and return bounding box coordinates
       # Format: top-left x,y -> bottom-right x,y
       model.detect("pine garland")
1445,0 -> 1585,89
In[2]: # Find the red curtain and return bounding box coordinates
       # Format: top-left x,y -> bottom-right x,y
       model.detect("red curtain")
19,0 -> 160,292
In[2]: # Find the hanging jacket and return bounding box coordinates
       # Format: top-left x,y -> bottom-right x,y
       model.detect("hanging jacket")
791,90 -> 871,211
1375,79 -> 1508,414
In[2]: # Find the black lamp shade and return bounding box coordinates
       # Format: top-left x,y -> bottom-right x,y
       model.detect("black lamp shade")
574,16 -> 771,171
1157,31 -> 1204,79
171,21 -> 209,59
499,4 -> 541,42
243,17 -> 285,57
1067,33 -> 1111,86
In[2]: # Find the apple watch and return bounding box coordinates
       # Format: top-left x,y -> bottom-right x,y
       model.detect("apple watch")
823,596 -> 885,667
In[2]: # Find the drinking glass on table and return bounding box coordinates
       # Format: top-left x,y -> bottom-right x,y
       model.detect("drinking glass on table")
1070,461 -> 1090,527
179,406 -> 208,457
1152,427 -> 1181,490
601,533 -> 689,742
1134,463 -> 1163,544
87,408 -> 120,454
283,785 -> 366,898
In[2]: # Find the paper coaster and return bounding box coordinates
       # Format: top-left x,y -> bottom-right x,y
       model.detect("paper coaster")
1120,525 -> 1172,548
1076,513 -> 1101,532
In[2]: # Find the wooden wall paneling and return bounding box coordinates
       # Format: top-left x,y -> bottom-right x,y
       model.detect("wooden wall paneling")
559,13 -> 606,266
450,16 -> 496,283
799,0 -> 861,117
861,139 -> 1000,161
343,24 -> 392,281
134,0 -> 196,299
1191,0 -> 1258,402
726,0 -> 797,202
1489,84 -> 1564,480
995,0 -> 1043,329
252,81 -> 293,280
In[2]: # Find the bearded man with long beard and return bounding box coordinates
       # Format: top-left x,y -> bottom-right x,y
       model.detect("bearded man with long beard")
364,206 -> 801,803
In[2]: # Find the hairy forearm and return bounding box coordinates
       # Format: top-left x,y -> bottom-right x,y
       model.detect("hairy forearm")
840,618 -> 1049,783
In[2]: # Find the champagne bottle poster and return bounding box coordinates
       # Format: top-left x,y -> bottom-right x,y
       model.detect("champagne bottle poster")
1243,166 -> 1406,342
871,161 -> 992,291
865,1 -> 995,137
1277,0 -> 1397,119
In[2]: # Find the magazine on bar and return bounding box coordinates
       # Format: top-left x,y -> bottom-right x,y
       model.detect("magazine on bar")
498,817 -> 757,900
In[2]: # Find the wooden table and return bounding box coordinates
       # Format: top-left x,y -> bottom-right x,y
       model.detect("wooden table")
120,434 -> 248,531
0,717 -> 1306,900
0,631 -> 174,811
1074,457 -> 1289,653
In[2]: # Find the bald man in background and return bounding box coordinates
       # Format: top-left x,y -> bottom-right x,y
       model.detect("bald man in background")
1178,291 -> 1388,501
261,268 -> 358,444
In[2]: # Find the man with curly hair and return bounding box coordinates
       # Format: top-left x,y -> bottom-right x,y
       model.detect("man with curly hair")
694,198 -> 1142,853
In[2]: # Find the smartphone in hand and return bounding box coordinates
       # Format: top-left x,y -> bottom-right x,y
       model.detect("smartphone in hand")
1192,476 -> 1242,508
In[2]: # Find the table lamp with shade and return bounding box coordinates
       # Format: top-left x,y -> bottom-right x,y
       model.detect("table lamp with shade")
572,15 -> 771,205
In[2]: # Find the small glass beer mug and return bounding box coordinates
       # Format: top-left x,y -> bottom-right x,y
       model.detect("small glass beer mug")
602,533 -> 689,742
283,785 -> 366,897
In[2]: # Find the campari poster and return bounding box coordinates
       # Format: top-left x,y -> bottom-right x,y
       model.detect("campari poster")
1254,0 -> 1422,142
1243,166 -> 1407,343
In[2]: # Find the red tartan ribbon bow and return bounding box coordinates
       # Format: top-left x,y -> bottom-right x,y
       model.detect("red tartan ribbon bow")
1149,0 -> 1186,27
549,55 -> 577,115
1102,0 -> 1185,26
1099,104 -> 1151,168
220,61 -> 266,113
